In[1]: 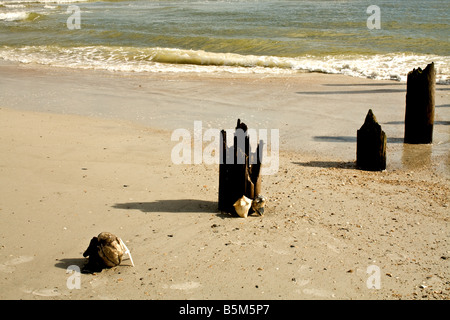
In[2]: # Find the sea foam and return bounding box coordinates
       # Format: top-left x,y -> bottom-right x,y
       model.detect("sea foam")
0,11 -> 31,21
0,45 -> 448,84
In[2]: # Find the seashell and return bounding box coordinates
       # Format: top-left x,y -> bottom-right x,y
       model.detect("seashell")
119,237 -> 134,267
97,232 -> 124,267
82,232 -> 135,273
252,195 -> 266,216
233,195 -> 252,218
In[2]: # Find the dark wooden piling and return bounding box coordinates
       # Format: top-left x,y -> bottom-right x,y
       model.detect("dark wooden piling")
404,62 -> 435,144
356,109 -> 386,171
218,119 -> 263,216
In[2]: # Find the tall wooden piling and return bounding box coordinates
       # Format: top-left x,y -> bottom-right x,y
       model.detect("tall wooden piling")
356,109 -> 386,171
218,119 -> 263,216
404,62 -> 435,144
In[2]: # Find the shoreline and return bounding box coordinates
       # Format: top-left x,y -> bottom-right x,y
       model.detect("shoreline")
0,62 -> 449,300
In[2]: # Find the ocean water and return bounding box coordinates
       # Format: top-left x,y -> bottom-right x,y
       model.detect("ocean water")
0,0 -> 449,82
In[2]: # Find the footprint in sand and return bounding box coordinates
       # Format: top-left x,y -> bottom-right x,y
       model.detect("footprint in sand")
164,281 -> 201,291
22,287 -> 61,297
0,255 -> 34,273
295,279 -> 310,287
301,288 -> 335,298
24,288 -> 61,297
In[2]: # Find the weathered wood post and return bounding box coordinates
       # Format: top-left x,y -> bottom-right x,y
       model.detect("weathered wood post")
356,109 -> 386,171
218,119 -> 263,216
404,62 -> 435,144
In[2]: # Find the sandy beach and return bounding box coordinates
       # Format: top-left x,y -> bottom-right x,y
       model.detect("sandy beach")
0,61 -> 449,300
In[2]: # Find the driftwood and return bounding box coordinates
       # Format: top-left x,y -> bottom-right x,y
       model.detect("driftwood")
404,62 -> 435,144
218,119 -> 263,216
356,109 -> 386,171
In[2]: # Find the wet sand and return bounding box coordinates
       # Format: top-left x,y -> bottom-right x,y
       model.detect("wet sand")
0,62 -> 449,299
1,61 -> 449,172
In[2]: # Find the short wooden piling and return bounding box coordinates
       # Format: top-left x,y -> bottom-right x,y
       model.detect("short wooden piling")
356,109 -> 386,171
404,62 -> 435,144
218,119 -> 263,216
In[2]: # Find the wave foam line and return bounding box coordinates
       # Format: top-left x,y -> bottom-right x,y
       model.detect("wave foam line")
0,0 -> 90,4
0,45 -> 448,83
0,11 -> 43,21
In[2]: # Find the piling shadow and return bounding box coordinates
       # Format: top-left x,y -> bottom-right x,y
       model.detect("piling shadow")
293,161 -> 357,170
383,121 -> 404,125
314,136 -> 403,143
323,83 -> 404,87
385,120 -> 449,126
112,199 -> 218,214
314,136 -> 356,143
296,88 -> 405,95
387,137 -> 404,143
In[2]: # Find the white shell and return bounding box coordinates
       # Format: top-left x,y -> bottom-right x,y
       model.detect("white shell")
233,195 -> 252,218
119,238 -> 135,267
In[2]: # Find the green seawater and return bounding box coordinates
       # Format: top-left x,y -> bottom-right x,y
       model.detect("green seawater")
1,0 -> 449,82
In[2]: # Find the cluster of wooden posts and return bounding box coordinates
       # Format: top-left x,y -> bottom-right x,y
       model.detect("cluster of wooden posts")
218,63 -> 436,216
357,62 -> 436,171
218,119 -> 263,215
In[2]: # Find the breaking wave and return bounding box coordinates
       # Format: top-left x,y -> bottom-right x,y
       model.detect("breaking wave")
0,45 -> 448,84
0,11 -> 43,21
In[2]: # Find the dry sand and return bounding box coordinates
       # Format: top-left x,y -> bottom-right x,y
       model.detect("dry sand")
0,62 -> 449,300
